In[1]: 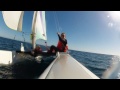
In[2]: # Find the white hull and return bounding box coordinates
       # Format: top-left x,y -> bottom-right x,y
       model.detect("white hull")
0,50 -> 16,64
39,52 -> 99,79
0,50 -> 34,65
0,50 -> 99,79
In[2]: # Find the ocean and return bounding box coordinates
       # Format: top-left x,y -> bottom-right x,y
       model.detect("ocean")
0,37 -> 120,79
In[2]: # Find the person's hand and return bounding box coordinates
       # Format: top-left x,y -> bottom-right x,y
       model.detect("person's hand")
57,32 -> 60,35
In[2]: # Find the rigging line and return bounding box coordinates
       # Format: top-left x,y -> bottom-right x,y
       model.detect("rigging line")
59,26 -> 62,33
22,32 -> 30,51
12,35 -> 16,49
21,32 -> 31,35
54,11 -> 63,33
53,11 -> 59,32
14,35 -> 16,40
55,11 -> 60,32
45,41 -> 49,51
22,32 -> 25,42
24,32 -> 31,34
23,31 -> 31,33
55,11 -> 62,33
53,11 -> 58,32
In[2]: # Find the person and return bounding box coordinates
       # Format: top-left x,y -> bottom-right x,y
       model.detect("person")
57,32 -> 68,52
48,32 -> 68,54
31,45 -> 42,56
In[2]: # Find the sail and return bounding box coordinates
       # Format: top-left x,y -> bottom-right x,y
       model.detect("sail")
2,11 -> 24,32
32,11 -> 47,41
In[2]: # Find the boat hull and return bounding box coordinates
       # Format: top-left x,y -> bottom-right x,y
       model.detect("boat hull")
39,52 -> 99,79
0,50 -> 16,64
0,50 -> 99,79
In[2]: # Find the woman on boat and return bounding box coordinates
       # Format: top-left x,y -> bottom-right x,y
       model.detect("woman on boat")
48,32 -> 68,53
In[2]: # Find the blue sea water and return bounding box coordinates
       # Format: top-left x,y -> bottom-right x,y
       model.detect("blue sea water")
0,37 -> 120,79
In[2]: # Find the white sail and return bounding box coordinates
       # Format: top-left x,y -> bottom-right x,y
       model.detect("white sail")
32,11 -> 47,41
2,11 -> 47,49
2,11 -> 24,31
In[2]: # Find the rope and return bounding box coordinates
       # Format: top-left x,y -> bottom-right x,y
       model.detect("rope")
53,11 -> 61,33
45,41 -> 49,51
22,32 -> 31,51
22,32 -> 25,42
12,35 -> 16,49
53,12 -> 69,53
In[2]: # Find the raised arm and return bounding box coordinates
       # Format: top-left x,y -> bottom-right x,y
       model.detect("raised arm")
57,32 -> 65,43
57,32 -> 62,41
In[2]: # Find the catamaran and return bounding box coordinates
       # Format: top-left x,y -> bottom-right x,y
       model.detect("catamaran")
0,11 -> 99,79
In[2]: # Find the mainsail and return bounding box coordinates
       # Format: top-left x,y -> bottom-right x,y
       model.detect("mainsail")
32,11 -> 47,40
2,11 -> 24,32
32,11 -> 47,49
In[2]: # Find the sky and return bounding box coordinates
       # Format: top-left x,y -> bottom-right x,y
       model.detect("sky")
0,11 -> 120,55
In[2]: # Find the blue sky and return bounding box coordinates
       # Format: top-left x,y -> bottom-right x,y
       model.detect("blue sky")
0,11 -> 120,55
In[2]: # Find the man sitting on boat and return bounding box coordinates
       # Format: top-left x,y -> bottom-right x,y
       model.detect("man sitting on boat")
48,32 -> 68,53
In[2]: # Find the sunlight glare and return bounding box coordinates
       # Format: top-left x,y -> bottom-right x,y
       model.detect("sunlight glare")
108,11 -> 120,22
108,22 -> 113,27
106,11 -> 120,31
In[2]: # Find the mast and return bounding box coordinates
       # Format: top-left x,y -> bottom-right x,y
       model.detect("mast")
32,11 -> 38,50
